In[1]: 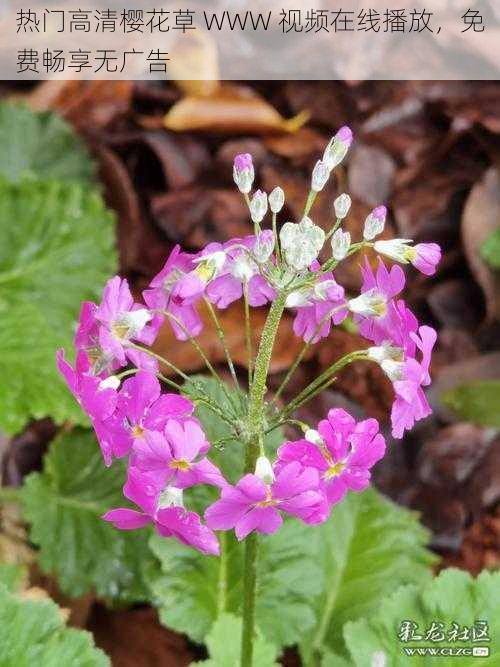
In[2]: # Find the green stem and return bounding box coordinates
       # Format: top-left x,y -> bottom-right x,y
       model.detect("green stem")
272,212 -> 281,263
217,532 -> 228,614
241,291 -> 287,667
241,531 -> 259,667
303,190 -> 317,217
204,298 -> 240,391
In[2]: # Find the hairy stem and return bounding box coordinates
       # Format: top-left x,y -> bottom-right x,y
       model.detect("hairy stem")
241,291 -> 287,667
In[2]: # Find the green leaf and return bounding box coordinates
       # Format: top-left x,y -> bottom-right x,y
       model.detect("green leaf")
0,103 -> 95,184
150,516 -> 322,649
0,179 -> 116,433
21,429 -> 159,602
0,583 -> 109,667
481,229 -> 500,270
0,563 -> 26,592
194,613 -> 279,667
442,381 -> 500,427
300,488 -> 436,665
344,569 -> 500,666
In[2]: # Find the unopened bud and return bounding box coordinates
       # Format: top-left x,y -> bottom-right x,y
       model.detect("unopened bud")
255,456 -> 275,485
331,228 -> 351,261
333,193 -> 352,220
253,230 -> 275,263
323,126 -> 353,170
311,160 -> 330,193
373,238 -> 413,263
233,153 -> 255,194
249,189 -> 268,224
305,429 -> 324,446
363,206 -> 387,241
280,217 -> 325,272
269,186 -> 285,214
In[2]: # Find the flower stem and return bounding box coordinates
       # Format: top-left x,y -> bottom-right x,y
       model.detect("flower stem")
241,291 -> 287,667
241,531 -> 259,667
243,282 -> 253,388
204,298 -> 240,392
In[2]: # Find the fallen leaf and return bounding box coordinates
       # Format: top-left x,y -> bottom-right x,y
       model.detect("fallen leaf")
164,84 -> 309,134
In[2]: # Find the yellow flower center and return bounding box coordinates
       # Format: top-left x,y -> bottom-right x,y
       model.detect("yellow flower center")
131,425 -> 145,438
324,462 -> 346,480
169,459 -> 191,471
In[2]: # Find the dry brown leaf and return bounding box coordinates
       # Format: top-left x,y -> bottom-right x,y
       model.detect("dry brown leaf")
153,300 -> 308,375
461,167 -> 500,320
163,84 -> 309,134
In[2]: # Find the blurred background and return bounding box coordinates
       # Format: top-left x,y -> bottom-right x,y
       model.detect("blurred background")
0,79 -> 499,664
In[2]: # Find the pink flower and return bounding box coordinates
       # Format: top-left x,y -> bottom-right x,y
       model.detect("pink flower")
104,371 -> 194,459
95,277 -> 156,366
387,326 -> 437,439
349,258 -> 405,346
289,270 -> 348,343
103,467 -> 219,555
56,349 -> 118,422
277,409 -> 385,507
206,234 -> 276,310
205,462 -> 325,540
130,418 -> 226,489
143,245 -> 203,341
411,243 -> 441,276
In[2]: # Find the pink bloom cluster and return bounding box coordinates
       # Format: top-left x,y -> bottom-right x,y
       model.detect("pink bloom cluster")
205,409 -> 385,540
349,259 -> 438,438
56,124 -> 442,555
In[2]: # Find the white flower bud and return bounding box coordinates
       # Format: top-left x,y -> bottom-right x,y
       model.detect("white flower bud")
249,190 -> 268,224
253,230 -> 275,263
158,486 -> 184,509
255,456 -> 275,484
311,160 -> 330,193
269,186 -> 285,214
323,126 -> 353,170
348,289 -> 387,317
305,429 -> 324,446
373,238 -> 414,263
331,228 -> 351,261
233,153 -> 254,194
98,375 -> 120,391
280,217 -> 325,272
363,206 -> 387,241
333,193 -> 352,219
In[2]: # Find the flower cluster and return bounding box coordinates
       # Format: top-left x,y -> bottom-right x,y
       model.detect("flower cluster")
58,124 -> 440,555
